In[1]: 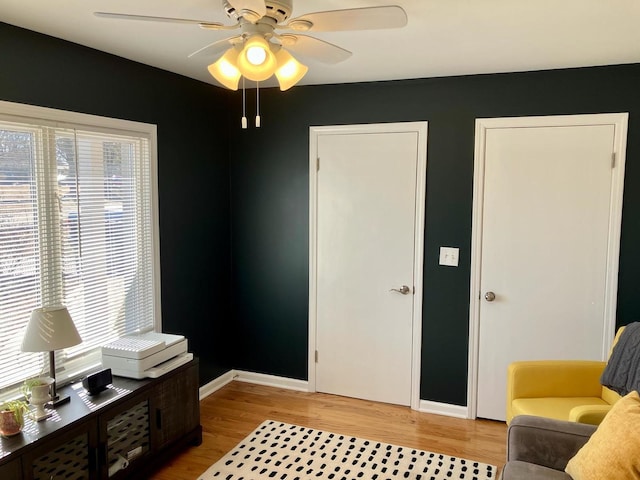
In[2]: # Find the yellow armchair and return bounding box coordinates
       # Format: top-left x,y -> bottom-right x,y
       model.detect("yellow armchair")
506,328 -> 625,426
506,360 -> 619,425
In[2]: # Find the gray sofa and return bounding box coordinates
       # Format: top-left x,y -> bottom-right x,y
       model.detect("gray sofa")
499,415 -> 597,480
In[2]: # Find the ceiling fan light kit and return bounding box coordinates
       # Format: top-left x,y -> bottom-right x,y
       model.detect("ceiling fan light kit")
209,39 -> 308,91
94,0 -> 407,125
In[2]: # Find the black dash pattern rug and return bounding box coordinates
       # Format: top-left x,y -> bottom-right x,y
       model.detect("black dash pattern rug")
198,420 -> 496,480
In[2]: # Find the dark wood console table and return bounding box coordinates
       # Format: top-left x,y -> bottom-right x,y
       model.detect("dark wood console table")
0,358 -> 201,479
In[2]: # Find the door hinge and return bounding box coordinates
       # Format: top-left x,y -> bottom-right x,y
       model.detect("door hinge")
315,350 -> 318,363
611,152 -> 616,169
316,157 -> 320,171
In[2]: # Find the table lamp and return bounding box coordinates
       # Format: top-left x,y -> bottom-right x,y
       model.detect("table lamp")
21,305 -> 82,406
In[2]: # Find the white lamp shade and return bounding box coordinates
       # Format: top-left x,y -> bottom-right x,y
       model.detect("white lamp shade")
22,306 -> 82,352
208,48 -> 242,90
275,49 -> 308,91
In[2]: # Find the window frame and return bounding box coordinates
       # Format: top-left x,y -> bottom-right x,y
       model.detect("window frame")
0,100 -> 161,392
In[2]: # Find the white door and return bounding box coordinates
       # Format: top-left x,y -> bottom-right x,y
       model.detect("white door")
471,114 -> 627,421
309,123 -> 427,408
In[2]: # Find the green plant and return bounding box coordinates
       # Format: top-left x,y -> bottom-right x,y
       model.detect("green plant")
0,399 -> 28,428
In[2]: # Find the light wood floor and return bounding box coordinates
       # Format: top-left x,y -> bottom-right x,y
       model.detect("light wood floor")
150,381 -> 507,479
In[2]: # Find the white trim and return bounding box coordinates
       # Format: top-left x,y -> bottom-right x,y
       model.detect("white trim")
147,126 -> 161,332
199,370 -> 469,420
234,370 -> 309,392
419,400 -> 469,419
199,370 -> 236,400
412,125 -> 428,411
0,100 -> 155,136
604,115 -> 628,353
308,128 -> 319,393
308,122 -> 428,411
467,113 -> 628,419
198,370 -> 309,399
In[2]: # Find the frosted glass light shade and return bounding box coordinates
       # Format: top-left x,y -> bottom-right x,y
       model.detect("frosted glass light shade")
22,306 -> 82,352
237,36 -> 277,81
208,48 -> 242,90
275,49 -> 308,91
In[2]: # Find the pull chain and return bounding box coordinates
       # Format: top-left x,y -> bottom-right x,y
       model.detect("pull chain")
256,81 -> 261,128
241,77 -> 248,129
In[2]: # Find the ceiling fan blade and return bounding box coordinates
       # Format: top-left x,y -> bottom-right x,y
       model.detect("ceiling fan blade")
285,6 -> 407,32
188,36 -> 242,58
281,35 -> 352,65
227,0 -> 267,23
94,12 -> 226,30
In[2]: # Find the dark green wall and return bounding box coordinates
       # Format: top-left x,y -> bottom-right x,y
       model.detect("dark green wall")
229,68 -> 640,405
4,21 -> 640,407
0,22 -> 234,384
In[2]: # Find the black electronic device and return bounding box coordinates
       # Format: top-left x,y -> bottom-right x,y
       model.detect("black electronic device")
82,368 -> 113,396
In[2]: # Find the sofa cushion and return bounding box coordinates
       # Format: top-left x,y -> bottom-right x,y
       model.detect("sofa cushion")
565,390 -> 640,480
500,461 -> 571,480
511,397 -> 608,422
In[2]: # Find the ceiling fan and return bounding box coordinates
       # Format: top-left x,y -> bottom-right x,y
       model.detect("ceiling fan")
95,0 -> 408,91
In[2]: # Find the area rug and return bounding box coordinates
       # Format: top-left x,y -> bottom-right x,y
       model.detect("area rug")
198,419 -> 496,480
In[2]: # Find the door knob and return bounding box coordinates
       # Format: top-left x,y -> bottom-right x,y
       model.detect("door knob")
484,291 -> 496,302
390,285 -> 411,295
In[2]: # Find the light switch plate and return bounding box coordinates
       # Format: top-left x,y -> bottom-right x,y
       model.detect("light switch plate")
439,247 -> 459,267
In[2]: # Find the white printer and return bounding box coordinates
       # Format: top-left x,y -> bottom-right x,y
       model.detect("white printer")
101,332 -> 193,379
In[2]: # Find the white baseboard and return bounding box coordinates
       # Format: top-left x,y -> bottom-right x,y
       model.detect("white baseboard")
200,370 -> 468,421
199,370 -> 235,400
199,369 -> 309,399
234,370 -> 309,392
419,399 -> 469,419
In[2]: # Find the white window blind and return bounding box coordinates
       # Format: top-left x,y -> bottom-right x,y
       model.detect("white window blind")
0,102 -> 159,392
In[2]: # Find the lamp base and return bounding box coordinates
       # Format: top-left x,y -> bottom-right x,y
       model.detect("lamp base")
48,394 -> 71,408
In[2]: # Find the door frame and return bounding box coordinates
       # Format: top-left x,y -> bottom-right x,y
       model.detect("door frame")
308,122 -> 428,410
467,113 -> 628,419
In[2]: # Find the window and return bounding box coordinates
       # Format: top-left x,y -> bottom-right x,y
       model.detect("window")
0,101 -> 159,393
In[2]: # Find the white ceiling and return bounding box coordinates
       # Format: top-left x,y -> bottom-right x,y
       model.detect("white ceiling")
3,0 -> 640,89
